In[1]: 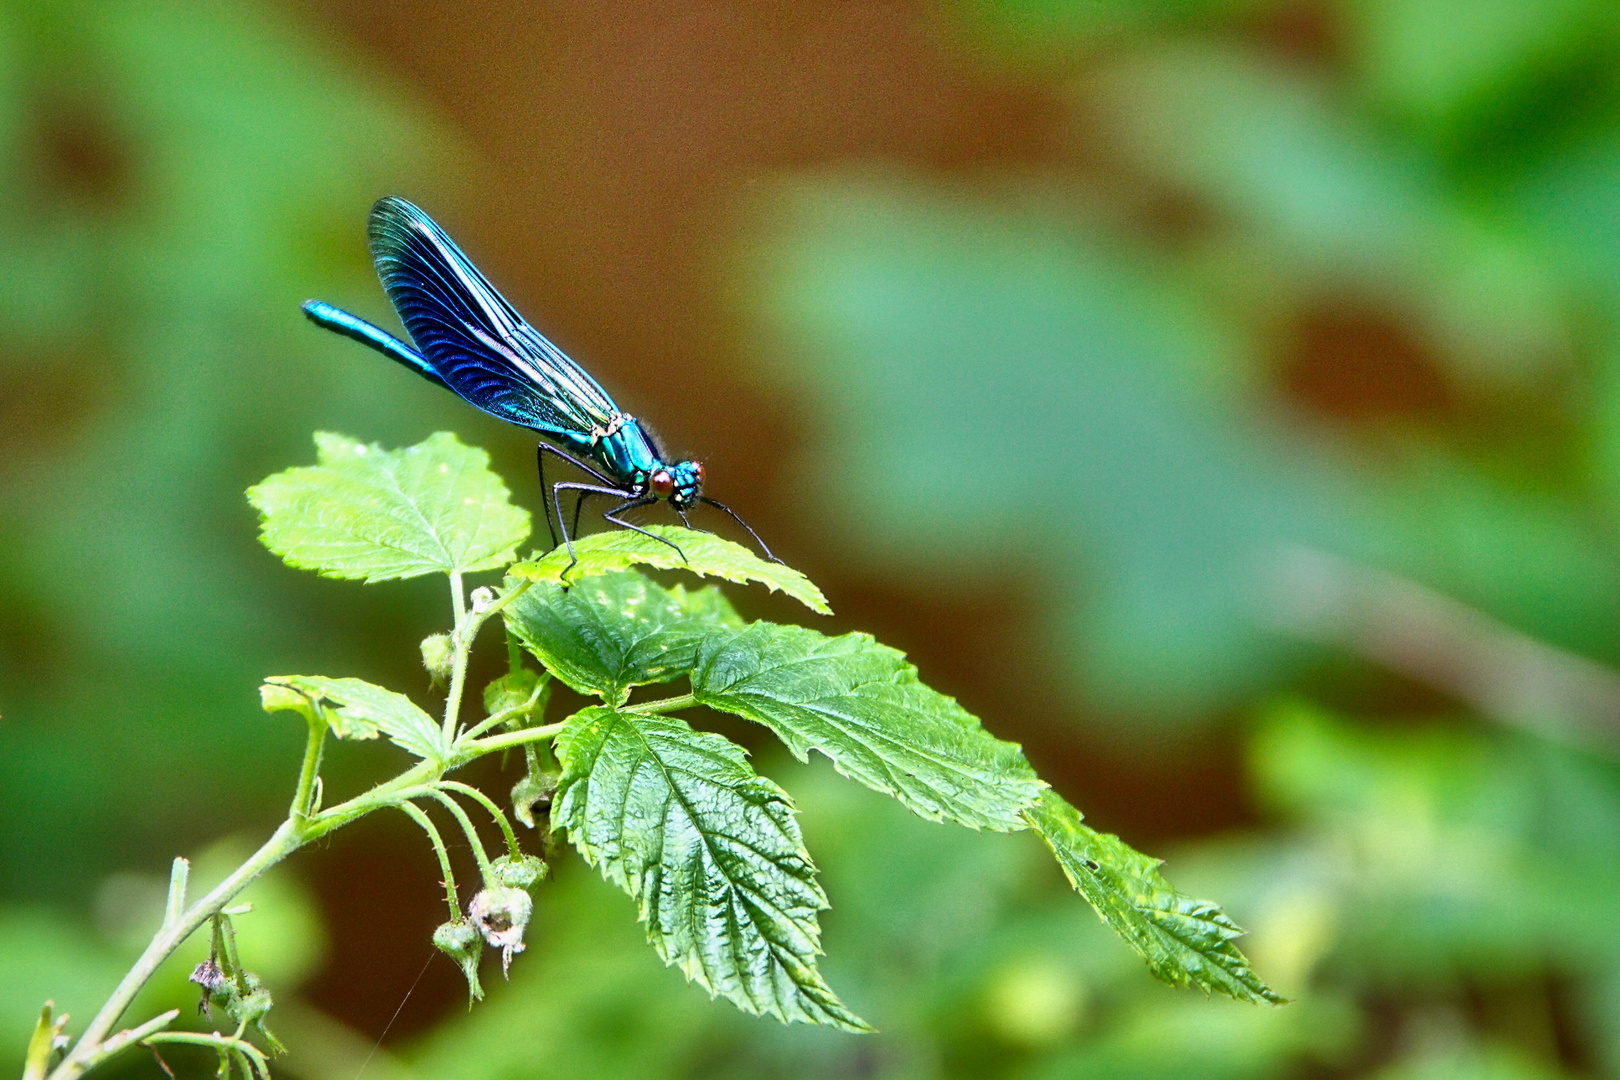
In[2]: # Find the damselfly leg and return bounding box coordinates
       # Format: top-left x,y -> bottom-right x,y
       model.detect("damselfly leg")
538,442 -> 618,554
699,496 -> 781,563
552,481 -> 635,579
604,498 -> 686,562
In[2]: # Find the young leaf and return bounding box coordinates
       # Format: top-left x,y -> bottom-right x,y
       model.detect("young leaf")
553,705 -> 870,1031
1025,790 -> 1284,1005
509,526 -> 830,615
263,675 -> 447,762
690,623 -> 1044,831
248,431 -> 530,582
503,571 -> 743,702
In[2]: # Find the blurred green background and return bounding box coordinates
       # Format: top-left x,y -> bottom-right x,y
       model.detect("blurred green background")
6,0 -> 1620,1076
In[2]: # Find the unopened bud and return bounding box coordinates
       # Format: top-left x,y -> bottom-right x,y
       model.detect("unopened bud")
420,634 -> 454,685
231,973 -> 285,1055
488,853 -> 547,891
483,669 -> 544,722
433,919 -> 484,1003
468,886 -> 533,976
510,769 -> 559,830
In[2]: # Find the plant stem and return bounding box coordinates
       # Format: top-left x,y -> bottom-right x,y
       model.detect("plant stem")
48,821 -> 303,1080
46,573 -> 547,1080
161,859 -> 188,929
289,712 -> 327,823
457,677 -> 548,742
437,780 -> 522,858
625,693 -> 696,715
465,722 -> 567,756
399,801 -> 461,919
449,570 -> 466,628
143,1032 -> 270,1080
425,790 -> 495,879
84,1011 -> 179,1071
443,572 -> 470,744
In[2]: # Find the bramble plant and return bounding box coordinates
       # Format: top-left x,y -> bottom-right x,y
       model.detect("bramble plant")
23,431 -> 1281,1080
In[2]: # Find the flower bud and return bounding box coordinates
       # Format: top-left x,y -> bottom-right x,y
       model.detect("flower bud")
468,886 -> 533,976
510,769 -> 559,830
433,919 -> 485,1003
488,853 -> 547,891
231,972 -> 286,1055
420,633 -> 454,685
482,669 -> 544,721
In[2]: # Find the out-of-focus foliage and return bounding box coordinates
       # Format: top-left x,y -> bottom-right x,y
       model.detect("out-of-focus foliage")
0,0 -> 463,901
756,10 -> 1620,722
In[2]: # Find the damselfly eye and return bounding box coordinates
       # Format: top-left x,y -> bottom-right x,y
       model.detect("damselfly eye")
693,462 -> 705,486
650,470 -> 675,498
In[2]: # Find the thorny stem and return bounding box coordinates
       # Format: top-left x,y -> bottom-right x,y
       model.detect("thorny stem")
398,801 -> 461,920
437,780 -> 523,858
426,789 -> 496,880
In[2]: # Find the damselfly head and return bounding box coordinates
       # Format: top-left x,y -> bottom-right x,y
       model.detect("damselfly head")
647,461 -> 704,503
670,460 -> 704,506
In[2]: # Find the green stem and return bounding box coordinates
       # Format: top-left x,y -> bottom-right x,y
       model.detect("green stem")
449,570 -> 466,627
48,821 -> 303,1080
216,915 -> 245,990
399,801 -> 461,919
161,858 -> 188,929
625,693 -> 696,715
457,678 -> 547,743
304,762 -> 442,838
47,576 -> 549,1080
443,573 -> 470,744
78,1011 -> 178,1074
481,579 -> 531,622
289,711 -> 327,823
437,780 -> 522,858
465,722 -> 567,757
507,627 -> 523,675
143,1032 -> 270,1080
426,790 -> 495,879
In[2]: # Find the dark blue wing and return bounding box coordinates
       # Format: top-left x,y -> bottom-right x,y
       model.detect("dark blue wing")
367,196 -> 619,436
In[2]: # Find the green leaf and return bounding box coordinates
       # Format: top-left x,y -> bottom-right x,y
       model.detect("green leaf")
504,571 -> 744,702
510,526 -> 830,615
248,431 -> 531,582
1025,790 -> 1284,1005
690,623 -> 1044,831
553,705 -> 870,1031
263,675 -> 447,762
